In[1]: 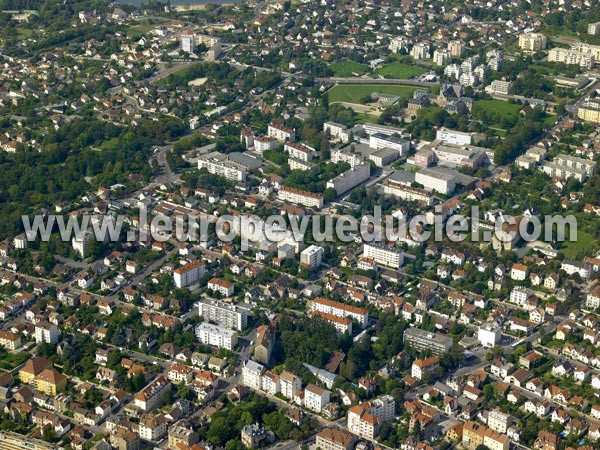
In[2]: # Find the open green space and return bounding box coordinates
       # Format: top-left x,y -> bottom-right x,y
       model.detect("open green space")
561,229 -> 596,259
474,99 -> 523,116
328,84 -> 420,104
329,60 -> 368,77
374,62 -> 426,79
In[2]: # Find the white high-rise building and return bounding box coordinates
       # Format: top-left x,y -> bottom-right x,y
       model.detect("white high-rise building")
181,32 -> 195,53
300,245 -> 324,267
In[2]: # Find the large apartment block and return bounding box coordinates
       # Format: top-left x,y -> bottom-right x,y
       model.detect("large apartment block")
363,243 -> 404,269
173,260 -> 206,288
197,152 -> 248,182
134,375 -> 171,412
326,163 -> 370,195
195,322 -> 238,350
403,328 -> 453,356
347,395 -> 396,439
268,122 -> 295,142
198,299 -> 248,330
518,33 -> 547,51
278,186 -> 324,209
309,297 -> 369,327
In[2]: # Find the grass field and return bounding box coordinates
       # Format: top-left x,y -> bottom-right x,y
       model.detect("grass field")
375,62 -> 426,79
561,229 -> 597,259
474,99 -> 522,116
329,61 -> 368,77
328,84 -> 420,104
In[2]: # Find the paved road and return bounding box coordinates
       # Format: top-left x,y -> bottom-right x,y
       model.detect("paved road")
315,77 -> 439,87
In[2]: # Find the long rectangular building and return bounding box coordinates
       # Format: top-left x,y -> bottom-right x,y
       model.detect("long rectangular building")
403,328 -> 453,356
363,243 -> 404,269
309,297 -> 368,327
278,186 -> 324,209
197,151 -> 247,182
326,163 -> 370,195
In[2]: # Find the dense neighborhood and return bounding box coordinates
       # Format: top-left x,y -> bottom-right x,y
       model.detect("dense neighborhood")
0,1 -> 599,450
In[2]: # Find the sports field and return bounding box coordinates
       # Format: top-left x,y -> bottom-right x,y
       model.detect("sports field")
375,62 -> 426,79
329,61 -> 369,77
328,84 -> 420,104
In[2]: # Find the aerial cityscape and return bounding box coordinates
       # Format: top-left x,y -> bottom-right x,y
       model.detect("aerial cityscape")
0,1 -> 599,450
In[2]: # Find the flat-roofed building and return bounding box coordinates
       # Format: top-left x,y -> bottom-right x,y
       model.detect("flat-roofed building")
326,163 -> 370,195
199,299 -> 247,330
363,243 -> 404,269
518,33 -> 547,51
195,323 -> 238,350
403,328 -> 453,356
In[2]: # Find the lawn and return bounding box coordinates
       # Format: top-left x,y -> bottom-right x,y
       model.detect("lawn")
329,61 -> 368,77
560,229 -> 597,259
474,99 -> 523,116
328,84 -> 420,104
375,62 -> 426,79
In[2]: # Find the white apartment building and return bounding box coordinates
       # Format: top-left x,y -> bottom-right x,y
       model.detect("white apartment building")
253,136 -> 277,154
369,133 -> 410,156
478,321 -> 502,348
330,149 -> 363,169
448,40 -> 464,57
278,186 -> 324,209
326,163 -> 370,195
561,260 -> 593,279
485,80 -> 511,95
518,33 -> 547,51
35,322 -> 59,345
284,142 -> 315,162
300,245 -> 324,267
139,414 -> 167,442
488,410 -> 510,434
433,49 -> 451,66
510,286 -> 533,306
195,323 -> 238,350
313,311 -> 353,334
389,37 -> 409,53
310,297 -> 369,327
198,299 -> 247,330
411,43 -> 430,60
173,260 -> 206,288
363,243 -> 404,269
207,277 -> 234,297
586,286 -> 600,309
197,152 -> 247,182
180,32 -> 195,53
241,360 -> 265,390
268,123 -> 295,142
280,371 -> 302,399
323,122 -> 351,143
383,179 -> 434,205
304,384 -> 330,413
437,127 -> 472,145
548,44 -> 599,68
589,22 -> 600,35
261,371 -> 280,395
